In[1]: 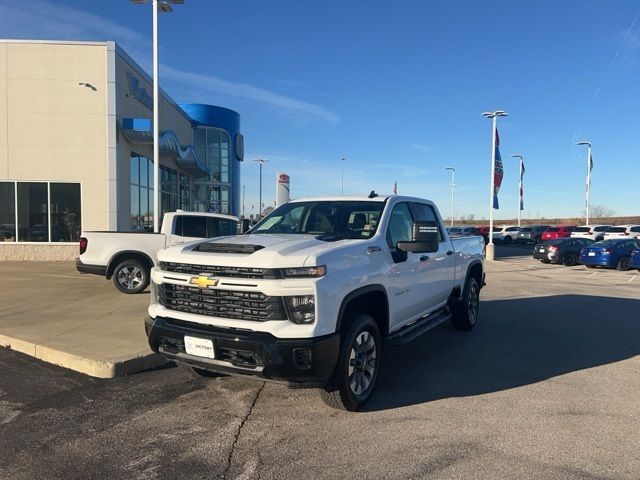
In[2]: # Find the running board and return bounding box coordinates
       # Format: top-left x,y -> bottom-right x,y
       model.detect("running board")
387,308 -> 451,346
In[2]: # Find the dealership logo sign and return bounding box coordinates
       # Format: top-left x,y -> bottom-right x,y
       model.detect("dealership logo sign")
126,72 -> 153,110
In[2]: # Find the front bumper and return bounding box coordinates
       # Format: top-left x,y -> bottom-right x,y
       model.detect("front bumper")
146,315 -> 340,387
75,258 -> 107,276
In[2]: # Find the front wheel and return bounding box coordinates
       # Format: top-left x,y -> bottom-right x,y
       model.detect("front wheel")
451,276 -> 480,331
319,313 -> 381,411
563,253 -> 578,266
112,259 -> 149,294
617,257 -> 630,271
503,236 -> 512,243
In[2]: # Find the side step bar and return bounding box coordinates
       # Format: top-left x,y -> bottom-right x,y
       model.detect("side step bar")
387,308 -> 451,346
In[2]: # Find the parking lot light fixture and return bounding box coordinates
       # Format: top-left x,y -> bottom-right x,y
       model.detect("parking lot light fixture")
445,167 -> 455,227
254,158 -> 269,219
510,154 -> 524,227
576,141 -> 592,225
482,110 -> 509,260
130,0 -> 184,232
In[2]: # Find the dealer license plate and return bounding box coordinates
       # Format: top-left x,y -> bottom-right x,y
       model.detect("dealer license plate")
588,252 -> 596,256
184,336 -> 215,359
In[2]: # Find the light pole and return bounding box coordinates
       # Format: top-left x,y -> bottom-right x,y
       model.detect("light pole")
242,185 -> 246,218
510,154 -> 524,227
131,0 -> 183,232
254,158 -> 268,219
576,141 -> 592,224
481,110 -> 508,261
341,157 -> 347,195
445,167 -> 455,227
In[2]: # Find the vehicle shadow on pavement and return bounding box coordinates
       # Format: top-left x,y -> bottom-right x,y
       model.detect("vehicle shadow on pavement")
495,243 -> 536,259
365,294 -> 640,412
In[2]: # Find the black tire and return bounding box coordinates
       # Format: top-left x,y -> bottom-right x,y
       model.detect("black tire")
176,361 -> 224,379
504,235 -> 512,243
616,257 -> 630,271
319,313 -> 381,411
586,265 -> 597,269
112,259 -> 150,294
451,276 -> 480,331
540,259 -> 550,264
563,253 -> 577,267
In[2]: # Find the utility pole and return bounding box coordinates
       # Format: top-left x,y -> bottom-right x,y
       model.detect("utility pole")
341,157 -> 347,195
254,158 -> 268,219
445,167 -> 455,227
510,154 -> 524,227
576,141 -> 592,224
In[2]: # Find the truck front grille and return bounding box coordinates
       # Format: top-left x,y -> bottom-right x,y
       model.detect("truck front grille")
158,284 -> 288,322
159,262 -> 281,279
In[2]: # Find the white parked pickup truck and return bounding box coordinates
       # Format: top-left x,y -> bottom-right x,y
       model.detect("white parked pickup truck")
76,212 -> 240,294
145,195 -> 485,410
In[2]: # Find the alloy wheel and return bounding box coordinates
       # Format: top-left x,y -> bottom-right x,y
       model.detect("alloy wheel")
467,282 -> 479,325
348,331 -> 377,396
118,266 -> 144,290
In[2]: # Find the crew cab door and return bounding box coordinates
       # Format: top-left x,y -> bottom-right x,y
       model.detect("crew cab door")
385,202 -> 433,329
409,202 -> 455,310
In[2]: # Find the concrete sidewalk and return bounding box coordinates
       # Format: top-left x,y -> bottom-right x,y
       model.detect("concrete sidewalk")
0,262 -> 166,378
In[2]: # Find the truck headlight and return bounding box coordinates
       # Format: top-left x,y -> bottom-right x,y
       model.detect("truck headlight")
284,295 -> 315,324
281,265 -> 327,278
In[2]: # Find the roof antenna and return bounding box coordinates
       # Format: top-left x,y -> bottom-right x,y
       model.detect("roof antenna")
368,190 -> 378,199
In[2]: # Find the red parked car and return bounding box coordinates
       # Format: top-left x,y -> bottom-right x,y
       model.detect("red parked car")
541,225 -> 577,241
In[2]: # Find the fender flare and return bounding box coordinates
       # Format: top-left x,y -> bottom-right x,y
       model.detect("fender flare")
335,284 -> 388,333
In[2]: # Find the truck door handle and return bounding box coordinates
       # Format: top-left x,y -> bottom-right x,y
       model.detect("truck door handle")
446,250 -> 454,256
420,255 -> 429,261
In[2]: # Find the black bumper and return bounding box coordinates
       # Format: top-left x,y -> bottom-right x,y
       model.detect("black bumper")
146,316 -> 340,387
75,258 -> 107,276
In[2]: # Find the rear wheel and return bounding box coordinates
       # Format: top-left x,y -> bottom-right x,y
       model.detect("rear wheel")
451,276 -> 480,331
617,257 -> 630,271
319,313 -> 381,411
563,253 -> 578,266
503,235 -> 512,243
112,259 -> 149,294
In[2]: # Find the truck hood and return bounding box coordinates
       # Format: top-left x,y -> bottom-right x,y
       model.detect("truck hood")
157,233 -> 370,268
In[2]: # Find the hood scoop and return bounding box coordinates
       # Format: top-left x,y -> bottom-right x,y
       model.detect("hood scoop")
192,242 -> 264,254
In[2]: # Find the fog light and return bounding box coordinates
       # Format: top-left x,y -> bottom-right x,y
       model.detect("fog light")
284,295 -> 315,324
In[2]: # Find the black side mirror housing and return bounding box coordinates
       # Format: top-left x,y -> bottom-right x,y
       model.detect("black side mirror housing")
396,221 -> 440,253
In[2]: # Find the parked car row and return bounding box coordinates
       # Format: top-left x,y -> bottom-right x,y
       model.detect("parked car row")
533,237 -> 640,271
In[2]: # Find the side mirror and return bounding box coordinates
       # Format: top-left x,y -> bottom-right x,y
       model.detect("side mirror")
396,221 -> 440,253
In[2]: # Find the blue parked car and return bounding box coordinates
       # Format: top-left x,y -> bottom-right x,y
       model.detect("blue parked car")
631,248 -> 640,271
579,239 -> 640,271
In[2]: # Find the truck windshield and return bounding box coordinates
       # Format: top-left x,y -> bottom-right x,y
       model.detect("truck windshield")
250,201 -> 385,239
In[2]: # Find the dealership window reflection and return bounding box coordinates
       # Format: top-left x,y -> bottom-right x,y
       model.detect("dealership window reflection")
0,182 -> 16,242
193,127 -> 232,214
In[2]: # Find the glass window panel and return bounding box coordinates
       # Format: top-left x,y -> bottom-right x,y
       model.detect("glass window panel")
146,188 -> 154,229
194,128 -> 206,146
17,182 -> 49,242
220,131 -> 230,150
130,154 -> 139,185
206,128 -> 220,148
207,217 -> 237,237
0,182 -> 16,242
140,157 -> 148,188
130,185 -> 140,230
50,183 -> 81,242
148,159 -> 154,189
386,203 -> 413,248
179,215 -> 207,237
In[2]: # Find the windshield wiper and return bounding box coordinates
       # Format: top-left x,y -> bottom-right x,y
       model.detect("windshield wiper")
315,232 -> 359,242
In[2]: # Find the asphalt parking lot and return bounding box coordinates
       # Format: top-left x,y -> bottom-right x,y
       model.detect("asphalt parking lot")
1,247 -> 639,480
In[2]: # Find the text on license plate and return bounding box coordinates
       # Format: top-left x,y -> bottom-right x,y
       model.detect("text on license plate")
588,252 -> 596,256
184,336 -> 215,359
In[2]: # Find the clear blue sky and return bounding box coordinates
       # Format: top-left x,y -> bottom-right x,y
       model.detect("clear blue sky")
2,0 -> 639,220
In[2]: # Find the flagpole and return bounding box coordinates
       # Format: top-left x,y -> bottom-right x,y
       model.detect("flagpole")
576,140 -> 592,225
586,144 -> 591,224
518,158 -> 523,228
482,110 -> 508,261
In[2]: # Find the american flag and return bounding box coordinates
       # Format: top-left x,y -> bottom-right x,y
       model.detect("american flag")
493,128 -> 504,209
393,181 -> 397,195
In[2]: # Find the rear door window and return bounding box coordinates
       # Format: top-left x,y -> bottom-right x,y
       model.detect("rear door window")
176,215 -> 207,238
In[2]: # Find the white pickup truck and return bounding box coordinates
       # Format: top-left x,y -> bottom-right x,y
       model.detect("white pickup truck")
76,211 -> 240,294
145,195 -> 485,410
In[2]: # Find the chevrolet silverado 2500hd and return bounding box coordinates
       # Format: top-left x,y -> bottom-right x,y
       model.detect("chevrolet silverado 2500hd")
76,212 -> 240,294
145,195 -> 485,410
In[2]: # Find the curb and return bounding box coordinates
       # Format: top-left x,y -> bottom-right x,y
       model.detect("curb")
0,333 -> 167,378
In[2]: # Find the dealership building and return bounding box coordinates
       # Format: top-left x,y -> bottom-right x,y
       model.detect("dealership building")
0,39 -> 243,260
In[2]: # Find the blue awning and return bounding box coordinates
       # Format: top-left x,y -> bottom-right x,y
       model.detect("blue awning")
121,118 -> 208,178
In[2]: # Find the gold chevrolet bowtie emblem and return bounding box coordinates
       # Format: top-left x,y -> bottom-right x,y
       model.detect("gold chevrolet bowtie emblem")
190,275 -> 219,289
